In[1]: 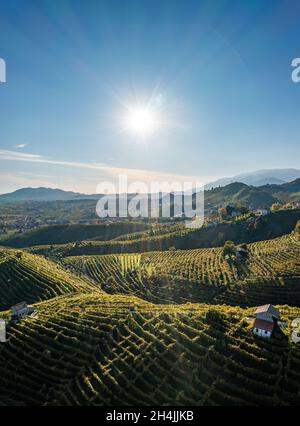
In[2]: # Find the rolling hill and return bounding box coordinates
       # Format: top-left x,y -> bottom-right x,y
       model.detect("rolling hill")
0,248 -> 99,310
0,187 -> 99,203
205,179 -> 300,208
26,209 -> 300,257
1,183 -> 300,407
1,169 -> 299,204
1,293 -> 300,406
0,227 -> 299,406
1,222 -> 150,248
1,176 -> 300,211
63,233 -> 300,307
204,182 -> 278,208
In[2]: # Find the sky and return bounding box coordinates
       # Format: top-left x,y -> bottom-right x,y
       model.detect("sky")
0,0 -> 300,194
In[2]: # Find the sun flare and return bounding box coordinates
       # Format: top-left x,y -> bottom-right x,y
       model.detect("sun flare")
126,107 -> 157,135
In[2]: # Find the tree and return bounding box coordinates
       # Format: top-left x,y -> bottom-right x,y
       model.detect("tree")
222,240 -> 236,259
205,309 -> 224,324
225,205 -> 235,216
271,203 -> 281,212
103,276 -> 117,291
238,205 -> 249,214
236,243 -> 249,263
219,207 -> 227,220
254,217 -> 265,230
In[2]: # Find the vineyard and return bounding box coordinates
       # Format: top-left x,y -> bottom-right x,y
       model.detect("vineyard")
63,234 -> 300,307
1,293 -> 300,406
1,225 -> 300,405
1,0 -> 300,407
0,248 -> 99,310
26,209 -> 300,257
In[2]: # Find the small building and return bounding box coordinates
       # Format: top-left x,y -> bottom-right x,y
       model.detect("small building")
11,302 -> 34,320
256,208 -> 270,216
253,318 -> 275,338
252,304 -> 280,339
255,304 -> 280,321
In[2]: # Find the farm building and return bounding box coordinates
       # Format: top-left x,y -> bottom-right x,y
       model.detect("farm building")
256,208 -> 270,216
253,318 -> 275,338
252,304 -> 280,339
255,304 -> 280,321
11,302 -> 34,320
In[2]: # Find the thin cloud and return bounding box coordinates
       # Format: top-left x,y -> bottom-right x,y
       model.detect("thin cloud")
0,149 -> 207,187
14,143 -> 28,149
0,149 -> 105,169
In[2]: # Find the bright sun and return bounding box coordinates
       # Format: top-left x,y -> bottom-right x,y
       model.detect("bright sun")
126,107 -> 157,136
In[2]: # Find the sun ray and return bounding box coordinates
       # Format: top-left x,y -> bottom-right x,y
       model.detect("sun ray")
125,106 -> 157,136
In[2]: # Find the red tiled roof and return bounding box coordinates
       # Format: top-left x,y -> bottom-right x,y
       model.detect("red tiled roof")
253,318 -> 275,333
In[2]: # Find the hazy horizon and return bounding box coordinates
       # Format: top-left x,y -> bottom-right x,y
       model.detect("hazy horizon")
0,166 -> 300,196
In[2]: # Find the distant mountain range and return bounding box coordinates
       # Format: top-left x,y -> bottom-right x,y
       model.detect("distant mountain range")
205,168 -> 300,189
0,187 -> 100,203
204,179 -> 300,209
0,168 -> 300,208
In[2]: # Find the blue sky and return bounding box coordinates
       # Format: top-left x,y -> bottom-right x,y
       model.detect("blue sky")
0,0 -> 300,193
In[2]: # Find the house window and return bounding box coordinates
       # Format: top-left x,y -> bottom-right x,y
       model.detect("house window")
264,330 -> 268,334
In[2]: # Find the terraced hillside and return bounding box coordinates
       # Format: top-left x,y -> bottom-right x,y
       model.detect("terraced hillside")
1,293 -> 300,406
0,248 -> 98,310
64,234 -> 300,307
27,209 -> 300,257
111,223 -> 185,241
1,224 -> 300,406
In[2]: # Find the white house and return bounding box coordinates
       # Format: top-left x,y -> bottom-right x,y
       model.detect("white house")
256,208 -> 270,216
252,304 -> 280,339
255,304 -> 280,321
11,302 -> 34,320
253,318 -> 275,338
